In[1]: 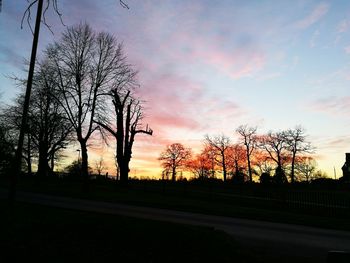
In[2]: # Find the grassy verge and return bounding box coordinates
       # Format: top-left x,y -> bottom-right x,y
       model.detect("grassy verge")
1,176 -> 350,231
1,200 -> 247,263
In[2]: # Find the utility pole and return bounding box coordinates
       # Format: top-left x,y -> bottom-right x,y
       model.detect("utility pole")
9,0 -> 44,203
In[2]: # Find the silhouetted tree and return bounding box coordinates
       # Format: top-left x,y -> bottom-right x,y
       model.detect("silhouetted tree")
227,144 -> 247,181
97,89 -> 153,184
0,114 -> 14,175
294,156 -> 319,183
252,149 -> 274,176
284,126 -> 313,183
186,151 -> 212,180
94,157 -> 105,177
1,100 -> 36,175
158,143 -> 191,182
204,134 -> 231,182
236,125 -> 257,182
32,61 -> 73,176
258,131 -> 289,183
4,0 -> 129,201
47,24 -> 126,189
260,172 -> 272,184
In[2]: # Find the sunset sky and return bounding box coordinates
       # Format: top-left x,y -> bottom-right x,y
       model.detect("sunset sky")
1,0 -> 350,178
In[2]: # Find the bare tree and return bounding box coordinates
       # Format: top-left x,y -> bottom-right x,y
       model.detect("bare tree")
227,144 -> 247,181
257,131 -> 288,183
94,157 -> 105,176
158,143 -> 191,182
47,24 -> 129,189
97,89 -> 153,184
204,134 -> 231,182
236,125 -> 257,182
294,156 -> 317,183
3,0 -> 129,201
284,126 -> 313,183
186,151 -> 212,180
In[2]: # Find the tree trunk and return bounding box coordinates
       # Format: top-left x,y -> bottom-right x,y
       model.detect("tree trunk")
222,154 -> 227,182
172,165 -> 176,182
27,132 -> 32,175
119,160 -> 129,184
80,140 -> 89,192
50,155 -> 55,174
37,141 -> 49,177
247,153 -> 252,182
291,153 -> 296,183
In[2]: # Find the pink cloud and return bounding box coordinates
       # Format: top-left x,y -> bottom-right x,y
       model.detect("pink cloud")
296,3 -> 329,29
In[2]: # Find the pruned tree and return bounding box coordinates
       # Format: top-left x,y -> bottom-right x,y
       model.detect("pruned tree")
284,126 -> 314,183
204,134 -> 231,182
97,88 -> 153,184
47,24 -> 128,188
236,125 -> 257,182
158,143 -> 191,182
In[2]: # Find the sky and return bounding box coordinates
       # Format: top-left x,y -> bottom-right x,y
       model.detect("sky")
1,0 -> 350,179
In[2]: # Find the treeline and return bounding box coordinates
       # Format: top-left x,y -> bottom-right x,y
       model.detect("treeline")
159,125 -> 326,184
0,23 -> 152,184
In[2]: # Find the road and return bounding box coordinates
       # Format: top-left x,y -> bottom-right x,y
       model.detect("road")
1,188 -> 350,262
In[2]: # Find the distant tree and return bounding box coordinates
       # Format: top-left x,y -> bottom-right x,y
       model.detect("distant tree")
158,143 -> 191,182
257,131 -> 289,184
47,24 -> 128,189
252,149 -> 274,176
294,156 -> 319,183
94,157 -> 105,176
236,125 -> 257,182
202,145 -> 217,178
64,160 -> 92,178
186,151 -> 212,180
227,144 -> 247,181
284,126 -> 313,183
260,172 -> 272,184
204,134 -> 231,182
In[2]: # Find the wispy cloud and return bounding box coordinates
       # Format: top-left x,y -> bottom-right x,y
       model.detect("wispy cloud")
295,3 -> 329,29
337,19 -> 350,33
309,96 -> 350,116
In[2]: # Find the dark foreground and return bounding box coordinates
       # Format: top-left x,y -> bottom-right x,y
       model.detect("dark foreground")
2,189 -> 350,262
1,200 -> 243,263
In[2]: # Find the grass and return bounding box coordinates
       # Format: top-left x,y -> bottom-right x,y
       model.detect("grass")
1,176 -> 350,231
1,200 -> 246,263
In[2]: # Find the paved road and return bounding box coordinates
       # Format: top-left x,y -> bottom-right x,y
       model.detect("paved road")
2,188 -> 350,262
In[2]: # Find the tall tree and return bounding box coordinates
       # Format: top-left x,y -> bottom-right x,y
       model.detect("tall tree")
284,126 -> 313,183
204,134 -> 231,182
31,60 -> 73,176
236,125 -> 257,182
97,89 -> 153,184
47,24 -> 127,188
158,143 -> 191,182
